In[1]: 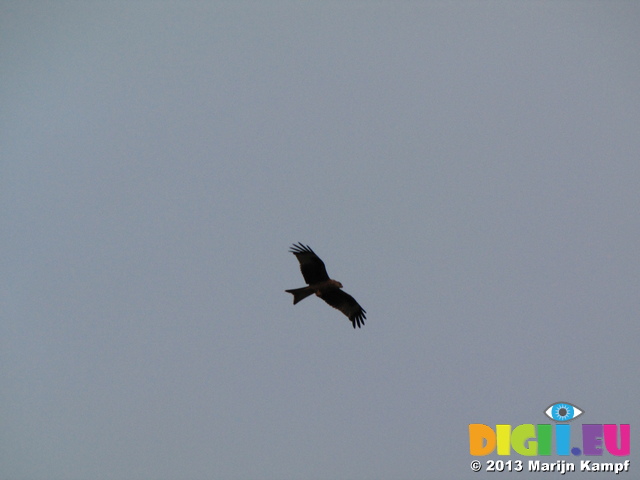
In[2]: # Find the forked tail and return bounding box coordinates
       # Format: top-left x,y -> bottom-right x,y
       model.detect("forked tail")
285,287 -> 314,305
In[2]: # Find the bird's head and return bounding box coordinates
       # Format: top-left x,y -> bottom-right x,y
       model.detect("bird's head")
331,280 -> 344,289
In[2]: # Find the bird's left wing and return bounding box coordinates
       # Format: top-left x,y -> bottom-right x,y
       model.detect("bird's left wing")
289,243 -> 330,284
318,289 -> 366,328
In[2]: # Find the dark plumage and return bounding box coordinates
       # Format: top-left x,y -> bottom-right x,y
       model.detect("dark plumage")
286,243 -> 366,328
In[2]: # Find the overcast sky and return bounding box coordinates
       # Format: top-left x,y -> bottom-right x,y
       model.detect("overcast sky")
2,2 -> 639,479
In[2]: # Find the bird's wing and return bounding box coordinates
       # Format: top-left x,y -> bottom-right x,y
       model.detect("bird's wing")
318,289 -> 366,328
289,243 -> 330,284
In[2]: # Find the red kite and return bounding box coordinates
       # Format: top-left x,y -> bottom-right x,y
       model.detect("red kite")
286,243 -> 366,328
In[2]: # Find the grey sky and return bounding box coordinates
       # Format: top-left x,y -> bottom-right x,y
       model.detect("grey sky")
2,2 -> 639,479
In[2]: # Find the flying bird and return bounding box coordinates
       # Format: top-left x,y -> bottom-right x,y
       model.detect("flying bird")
286,243 -> 366,328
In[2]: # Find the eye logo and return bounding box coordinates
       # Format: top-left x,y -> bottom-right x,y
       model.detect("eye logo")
544,402 -> 584,422
470,402 -> 630,457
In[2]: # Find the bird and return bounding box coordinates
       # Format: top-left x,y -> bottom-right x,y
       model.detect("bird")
286,242 -> 366,328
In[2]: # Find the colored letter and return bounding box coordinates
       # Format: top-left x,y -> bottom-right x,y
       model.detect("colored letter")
497,424 -> 511,455
537,424 -> 552,455
555,424 -> 571,455
604,424 -> 630,456
469,424 -> 495,456
582,424 -> 604,455
512,424 -> 537,455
